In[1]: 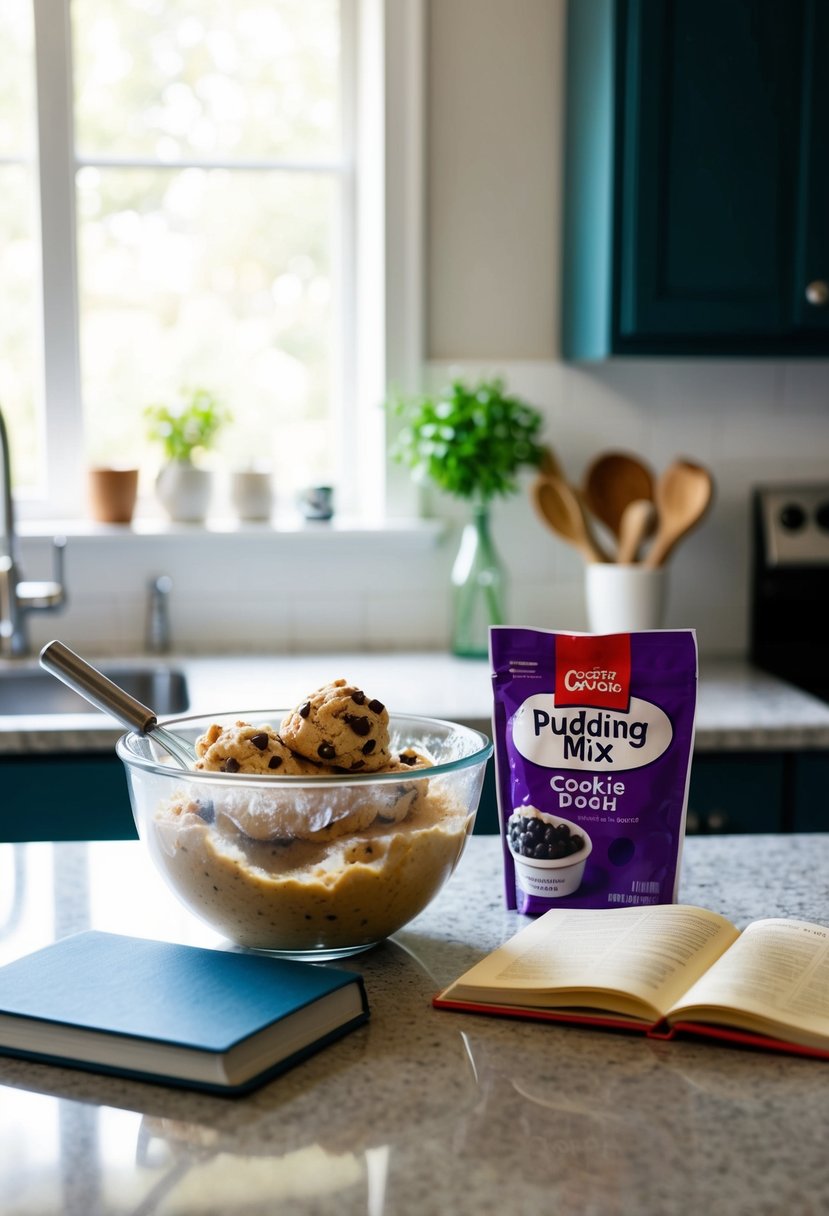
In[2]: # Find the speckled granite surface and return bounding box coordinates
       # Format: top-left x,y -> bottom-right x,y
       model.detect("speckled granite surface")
1,652 -> 829,755
0,834 -> 827,1216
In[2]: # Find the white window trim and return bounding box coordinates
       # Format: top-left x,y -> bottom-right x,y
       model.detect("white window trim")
33,0 -> 82,516
22,0 -> 426,529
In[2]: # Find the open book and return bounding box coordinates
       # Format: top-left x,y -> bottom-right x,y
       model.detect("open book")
434,904 -> 829,1060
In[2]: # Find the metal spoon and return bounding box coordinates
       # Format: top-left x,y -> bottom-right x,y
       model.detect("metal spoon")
39,640 -> 195,769
531,474 -> 611,563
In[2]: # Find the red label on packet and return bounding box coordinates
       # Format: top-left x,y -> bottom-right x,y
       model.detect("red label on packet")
554,634 -> 632,711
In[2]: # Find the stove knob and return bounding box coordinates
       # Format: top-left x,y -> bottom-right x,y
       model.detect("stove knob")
778,503 -> 807,531
815,501 -> 829,532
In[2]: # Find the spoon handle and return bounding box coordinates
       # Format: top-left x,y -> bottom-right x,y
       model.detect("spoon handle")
40,640 -> 195,769
40,640 -> 157,730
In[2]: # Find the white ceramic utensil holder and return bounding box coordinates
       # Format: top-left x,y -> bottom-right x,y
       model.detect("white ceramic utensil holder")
585,563 -> 668,633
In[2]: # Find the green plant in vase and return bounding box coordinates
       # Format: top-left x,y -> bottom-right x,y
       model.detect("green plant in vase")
145,387 -> 231,523
387,376 -> 544,657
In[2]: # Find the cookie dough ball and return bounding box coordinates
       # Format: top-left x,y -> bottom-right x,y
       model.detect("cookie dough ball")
389,747 -> 433,772
281,679 -> 391,772
194,720 -> 318,776
369,751 -> 433,824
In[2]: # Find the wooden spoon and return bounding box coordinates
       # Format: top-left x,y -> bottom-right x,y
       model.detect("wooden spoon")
538,444 -> 566,481
643,459 -> 714,567
582,451 -> 655,539
616,498 -> 657,563
531,474 -> 610,563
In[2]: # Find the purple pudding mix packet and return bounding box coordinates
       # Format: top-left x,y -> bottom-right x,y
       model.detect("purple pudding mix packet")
490,627 -> 698,914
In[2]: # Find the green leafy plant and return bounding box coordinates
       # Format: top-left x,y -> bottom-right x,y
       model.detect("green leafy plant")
387,376 -> 545,502
145,387 -> 231,464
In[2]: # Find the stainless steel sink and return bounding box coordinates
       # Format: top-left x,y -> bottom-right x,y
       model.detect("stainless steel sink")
0,667 -> 189,716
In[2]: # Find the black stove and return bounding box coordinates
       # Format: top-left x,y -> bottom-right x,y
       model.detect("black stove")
750,483 -> 829,703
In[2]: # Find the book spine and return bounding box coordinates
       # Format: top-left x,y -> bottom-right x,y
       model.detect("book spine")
432,996 -> 647,1034
660,1021 -> 829,1061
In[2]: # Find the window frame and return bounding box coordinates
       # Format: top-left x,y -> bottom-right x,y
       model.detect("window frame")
22,0 -> 424,524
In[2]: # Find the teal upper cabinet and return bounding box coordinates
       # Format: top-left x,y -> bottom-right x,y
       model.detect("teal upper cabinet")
562,0 -> 829,358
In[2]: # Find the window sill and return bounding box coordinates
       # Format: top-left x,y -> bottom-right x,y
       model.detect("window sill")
19,516 -> 446,547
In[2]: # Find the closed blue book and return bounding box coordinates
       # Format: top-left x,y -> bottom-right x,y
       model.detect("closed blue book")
0,931 -> 369,1094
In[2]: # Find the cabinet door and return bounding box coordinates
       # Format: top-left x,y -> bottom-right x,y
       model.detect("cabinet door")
617,0 -> 804,346
0,755 -> 137,842
793,754 -> 829,832
686,754 -> 782,834
791,1 -> 829,333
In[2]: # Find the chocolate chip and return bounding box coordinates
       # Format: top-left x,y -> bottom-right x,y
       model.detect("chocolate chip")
299,702 -> 311,718
351,690 -> 366,705
268,755 -> 283,770
250,732 -> 269,751
223,757 -> 240,773
318,742 -> 336,761
399,752 -> 417,766
368,699 -> 384,714
350,760 -> 366,771
344,713 -> 371,736
362,739 -> 376,755
196,801 -> 215,823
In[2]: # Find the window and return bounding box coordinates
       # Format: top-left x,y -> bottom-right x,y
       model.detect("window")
2,0 -> 423,522
0,2 -> 41,491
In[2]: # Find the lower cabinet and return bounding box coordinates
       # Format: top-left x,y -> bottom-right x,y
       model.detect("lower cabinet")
792,754 -> 829,832
687,753 -> 784,834
1,749 -> 825,843
478,752 -> 828,837
0,754 -> 137,842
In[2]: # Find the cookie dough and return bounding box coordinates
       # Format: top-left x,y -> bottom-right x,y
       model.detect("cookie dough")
150,783 -> 472,952
195,721 -> 320,776
280,679 -> 391,772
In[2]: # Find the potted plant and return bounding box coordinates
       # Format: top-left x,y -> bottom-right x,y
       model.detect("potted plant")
145,387 -> 230,523
387,376 -> 544,657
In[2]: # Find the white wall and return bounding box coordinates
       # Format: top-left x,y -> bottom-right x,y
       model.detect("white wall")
424,0 -> 829,657
17,0 -> 829,660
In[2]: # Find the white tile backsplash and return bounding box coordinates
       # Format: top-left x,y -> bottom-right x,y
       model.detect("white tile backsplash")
15,355 -> 829,660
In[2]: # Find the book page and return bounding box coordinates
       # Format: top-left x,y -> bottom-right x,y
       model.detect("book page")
668,918 -> 829,1043
442,904 -> 738,1019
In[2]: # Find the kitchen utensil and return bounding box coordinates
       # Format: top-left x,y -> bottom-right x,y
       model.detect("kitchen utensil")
39,639 -> 195,769
644,459 -> 714,567
616,498 -> 657,563
538,444 -> 566,481
531,475 -> 610,563
582,451 -> 655,539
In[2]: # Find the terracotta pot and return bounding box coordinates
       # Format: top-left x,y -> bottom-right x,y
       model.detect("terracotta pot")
88,467 -> 139,524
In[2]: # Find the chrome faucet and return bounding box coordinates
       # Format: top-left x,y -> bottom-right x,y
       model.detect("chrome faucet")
0,405 -> 66,657
146,574 -> 173,654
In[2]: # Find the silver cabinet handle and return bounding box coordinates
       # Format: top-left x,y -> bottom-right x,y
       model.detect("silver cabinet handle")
805,280 -> 829,306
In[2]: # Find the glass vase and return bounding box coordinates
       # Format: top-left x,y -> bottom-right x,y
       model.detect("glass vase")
451,504 -> 506,658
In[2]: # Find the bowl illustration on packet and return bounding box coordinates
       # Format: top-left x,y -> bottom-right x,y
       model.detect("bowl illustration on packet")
507,807 -> 592,898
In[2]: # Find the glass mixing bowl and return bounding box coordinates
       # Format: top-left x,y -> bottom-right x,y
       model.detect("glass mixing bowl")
117,710 -> 492,959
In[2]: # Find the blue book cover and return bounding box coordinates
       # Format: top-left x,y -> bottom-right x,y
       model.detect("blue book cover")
0,931 -> 369,1094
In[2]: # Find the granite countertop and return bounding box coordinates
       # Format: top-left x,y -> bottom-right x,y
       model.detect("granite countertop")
1,651 -> 829,755
0,834 -> 827,1216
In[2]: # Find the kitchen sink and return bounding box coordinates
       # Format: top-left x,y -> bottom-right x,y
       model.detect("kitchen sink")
0,666 -> 190,716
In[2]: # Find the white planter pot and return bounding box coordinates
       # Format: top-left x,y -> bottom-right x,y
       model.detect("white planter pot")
156,462 -> 213,523
230,469 -> 273,521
